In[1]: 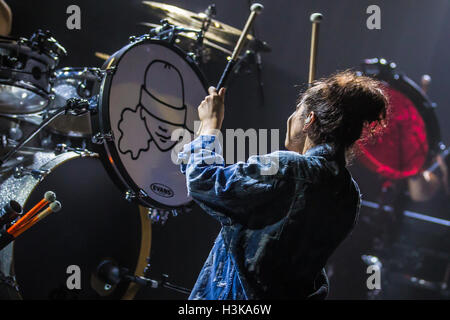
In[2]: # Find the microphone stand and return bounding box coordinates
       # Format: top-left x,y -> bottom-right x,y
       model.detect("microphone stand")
96,260 -> 191,296
125,273 -> 191,295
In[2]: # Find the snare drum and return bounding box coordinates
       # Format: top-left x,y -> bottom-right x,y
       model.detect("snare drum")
0,151 -> 151,299
0,30 -> 66,114
93,38 -> 208,209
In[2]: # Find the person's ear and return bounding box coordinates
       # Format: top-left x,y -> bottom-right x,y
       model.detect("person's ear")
303,111 -> 316,131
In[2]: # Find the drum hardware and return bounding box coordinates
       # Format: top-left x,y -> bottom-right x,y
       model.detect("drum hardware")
142,1 -> 256,49
424,145 -> 449,174
137,19 -> 202,50
54,143 -> 96,156
25,29 -> 67,60
124,190 -> 137,202
190,4 -> 216,64
13,166 -> 49,180
0,97 -> 91,167
91,131 -> 114,144
0,200 -> 22,229
361,199 -> 450,227
96,260 -> 191,295
147,207 -> 173,224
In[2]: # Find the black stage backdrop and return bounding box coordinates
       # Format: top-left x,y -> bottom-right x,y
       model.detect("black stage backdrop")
7,0 -> 450,299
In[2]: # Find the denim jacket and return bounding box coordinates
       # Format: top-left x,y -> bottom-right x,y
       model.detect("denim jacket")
178,135 -> 361,300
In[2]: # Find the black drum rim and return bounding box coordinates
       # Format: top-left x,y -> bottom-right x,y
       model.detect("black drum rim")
93,38 -> 209,209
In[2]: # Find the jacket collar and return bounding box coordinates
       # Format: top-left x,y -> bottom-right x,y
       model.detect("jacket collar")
305,143 -> 346,167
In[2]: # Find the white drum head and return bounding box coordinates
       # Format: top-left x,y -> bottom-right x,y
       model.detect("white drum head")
102,40 -> 207,207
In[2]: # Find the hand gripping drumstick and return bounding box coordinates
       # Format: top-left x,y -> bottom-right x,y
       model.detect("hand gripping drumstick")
308,13 -> 323,86
7,191 -> 56,234
216,3 -> 264,90
12,201 -> 62,238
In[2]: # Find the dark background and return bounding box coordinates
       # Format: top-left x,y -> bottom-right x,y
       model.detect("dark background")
7,0 -> 449,299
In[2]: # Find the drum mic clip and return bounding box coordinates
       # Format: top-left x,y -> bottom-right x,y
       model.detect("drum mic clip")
96,260 -> 191,296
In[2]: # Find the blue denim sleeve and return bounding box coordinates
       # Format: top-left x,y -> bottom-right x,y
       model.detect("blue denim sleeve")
178,135 -> 288,224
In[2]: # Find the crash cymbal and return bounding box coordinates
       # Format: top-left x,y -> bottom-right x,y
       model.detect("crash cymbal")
142,1 -> 254,48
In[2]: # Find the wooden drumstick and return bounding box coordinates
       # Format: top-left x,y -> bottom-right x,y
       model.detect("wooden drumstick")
308,13 -> 323,86
421,74 -> 431,94
216,3 -> 264,89
196,3 -> 263,136
7,191 -> 56,234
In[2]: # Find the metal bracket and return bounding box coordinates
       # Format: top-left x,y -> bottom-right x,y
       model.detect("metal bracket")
104,66 -> 117,75
125,190 -> 136,202
14,166 -> 50,180
147,207 -> 181,225
91,131 -> 114,144
54,144 -> 96,157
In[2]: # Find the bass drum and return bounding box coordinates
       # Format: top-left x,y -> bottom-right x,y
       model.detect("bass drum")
0,151 -> 151,299
93,38 -> 208,209
356,58 -> 442,180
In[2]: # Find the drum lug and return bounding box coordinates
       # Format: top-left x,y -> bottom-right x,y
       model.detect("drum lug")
104,66 -> 117,75
14,166 -> 49,180
146,207 -> 181,225
138,189 -> 149,199
91,131 -> 114,144
147,208 -> 171,225
124,190 -> 136,202
54,144 -> 96,157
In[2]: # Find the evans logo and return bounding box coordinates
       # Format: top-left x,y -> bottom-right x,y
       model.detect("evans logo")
150,183 -> 174,198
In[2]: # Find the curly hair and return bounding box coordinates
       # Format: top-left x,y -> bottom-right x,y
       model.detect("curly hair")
298,70 -> 388,151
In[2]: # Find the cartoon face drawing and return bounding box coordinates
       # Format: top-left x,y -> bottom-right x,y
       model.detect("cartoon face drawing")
117,60 -> 194,158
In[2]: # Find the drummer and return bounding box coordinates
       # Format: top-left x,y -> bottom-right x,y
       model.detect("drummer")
178,71 -> 388,299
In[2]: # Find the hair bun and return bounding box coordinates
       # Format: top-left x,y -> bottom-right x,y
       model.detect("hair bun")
301,70 -> 388,150
330,71 -> 387,124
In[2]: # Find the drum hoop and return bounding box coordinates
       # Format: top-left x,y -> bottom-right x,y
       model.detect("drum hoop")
94,38 -> 209,209
0,80 -> 50,113
360,63 -> 442,158
53,67 -> 101,80
4,151 -> 150,300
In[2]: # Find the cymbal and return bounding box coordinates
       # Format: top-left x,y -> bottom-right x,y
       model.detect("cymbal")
142,1 -> 254,49
138,22 -> 232,56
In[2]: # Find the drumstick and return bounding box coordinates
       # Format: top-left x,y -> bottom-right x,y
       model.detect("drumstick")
12,201 -> 62,238
196,3 -> 263,136
421,74 -> 431,94
216,3 -> 264,90
308,13 -> 323,86
7,191 -> 56,234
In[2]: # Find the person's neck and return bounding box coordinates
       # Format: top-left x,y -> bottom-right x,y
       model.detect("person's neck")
302,137 -> 315,155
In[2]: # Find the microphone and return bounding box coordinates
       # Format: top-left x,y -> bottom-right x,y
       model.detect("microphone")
96,260 -> 159,288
